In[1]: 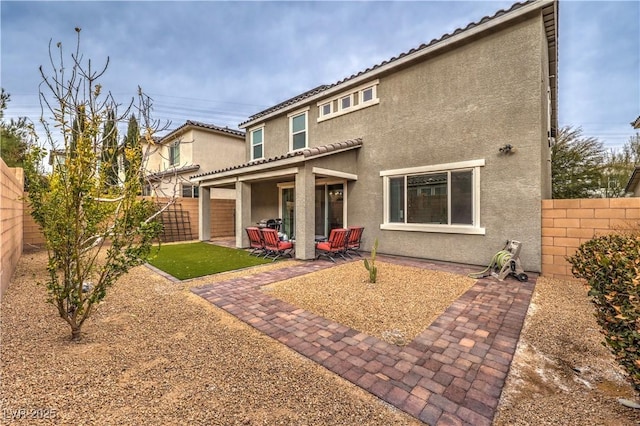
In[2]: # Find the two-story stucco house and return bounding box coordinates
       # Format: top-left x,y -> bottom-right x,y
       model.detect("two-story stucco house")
144,120 -> 245,200
192,0 -> 558,271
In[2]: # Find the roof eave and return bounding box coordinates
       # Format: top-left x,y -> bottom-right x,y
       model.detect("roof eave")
159,121 -> 245,144
239,0 -> 556,130
624,166 -> 640,194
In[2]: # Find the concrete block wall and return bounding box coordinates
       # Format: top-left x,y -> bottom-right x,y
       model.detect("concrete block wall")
541,198 -> 640,280
23,198 -> 45,250
1,161 -> 24,299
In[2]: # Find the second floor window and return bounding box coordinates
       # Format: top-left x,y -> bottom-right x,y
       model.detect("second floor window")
169,142 -> 180,166
290,111 -> 307,151
251,127 -> 263,160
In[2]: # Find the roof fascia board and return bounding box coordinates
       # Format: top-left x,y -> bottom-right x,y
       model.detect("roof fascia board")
160,123 -> 244,144
240,0 -> 554,129
238,167 -> 299,182
312,167 -> 358,181
197,176 -> 238,187
190,155 -> 305,183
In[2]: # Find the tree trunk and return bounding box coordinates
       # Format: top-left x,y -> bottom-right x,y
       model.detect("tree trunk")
71,325 -> 82,341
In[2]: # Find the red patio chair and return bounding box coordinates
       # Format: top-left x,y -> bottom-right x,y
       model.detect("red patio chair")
346,226 -> 364,258
261,228 -> 294,261
316,228 -> 350,262
245,227 -> 266,257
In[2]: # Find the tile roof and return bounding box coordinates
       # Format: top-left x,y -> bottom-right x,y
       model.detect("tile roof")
146,164 -> 200,181
625,165 -> 640,194
241,0 -> 548,127
632,116 -> 640,129
160,120 -> 245,143
191,138 -> 362,180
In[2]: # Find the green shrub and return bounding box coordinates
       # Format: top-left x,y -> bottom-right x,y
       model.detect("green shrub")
567,233 -> 640,393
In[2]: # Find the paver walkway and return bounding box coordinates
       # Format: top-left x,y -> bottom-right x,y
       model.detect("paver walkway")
191,255 -> 535,425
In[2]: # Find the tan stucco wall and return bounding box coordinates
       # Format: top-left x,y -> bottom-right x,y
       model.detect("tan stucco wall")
240,12 -> 552,270
147,127 -> 244,199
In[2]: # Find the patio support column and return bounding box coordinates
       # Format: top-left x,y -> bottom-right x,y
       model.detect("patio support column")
235,181 -> 252,249
294,166 -> 315,260
199,186 -> 211,241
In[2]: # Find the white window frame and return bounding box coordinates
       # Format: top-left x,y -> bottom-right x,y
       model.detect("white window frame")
288,107 -> 309,152
339,94 -> 352,111
250,125 -> 264,161
169,141 -> 180,166
317,80 -> 380,123
320,102 -> 332,117
181,183 -> 199,198
380,159 -> 485,235
360,85 -> 376,103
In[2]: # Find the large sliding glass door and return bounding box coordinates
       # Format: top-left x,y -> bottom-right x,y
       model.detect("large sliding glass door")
279,181 -> 345,240
281,187 -> 295,239
327,184 -> 344,233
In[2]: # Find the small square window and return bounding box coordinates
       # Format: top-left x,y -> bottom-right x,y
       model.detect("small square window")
340,95 -> 351,110
362,87 -> 374,102
321,103 -> 331,116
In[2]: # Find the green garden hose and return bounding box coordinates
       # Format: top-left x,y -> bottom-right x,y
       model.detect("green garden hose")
468,250 -> 512,279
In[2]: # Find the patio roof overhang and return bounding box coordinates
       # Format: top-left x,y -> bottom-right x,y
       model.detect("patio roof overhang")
191,138 -> 362,187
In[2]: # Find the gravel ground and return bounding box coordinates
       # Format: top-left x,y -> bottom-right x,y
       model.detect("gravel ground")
494,276 -> 640,425
2,250 -> 640,425
262,261 -> 476,346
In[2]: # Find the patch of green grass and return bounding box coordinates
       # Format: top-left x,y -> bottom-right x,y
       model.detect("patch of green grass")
147,242 -> 271,280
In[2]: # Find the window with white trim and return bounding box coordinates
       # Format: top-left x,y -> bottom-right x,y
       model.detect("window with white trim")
320,102 -> 332,117
317,80 -> 380,122
289,110 -> 307,151
361,86 -> 375,103
169,142 -> 180,166
250,126 -> 264,160
181,183 -> 199,198
381,159 -> 485,235
339,95 -> 352,111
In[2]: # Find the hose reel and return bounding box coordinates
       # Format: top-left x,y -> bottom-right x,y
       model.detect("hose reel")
469,240 -> 528,282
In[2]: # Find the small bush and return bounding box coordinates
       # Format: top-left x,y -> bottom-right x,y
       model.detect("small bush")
567,233 -> 640,393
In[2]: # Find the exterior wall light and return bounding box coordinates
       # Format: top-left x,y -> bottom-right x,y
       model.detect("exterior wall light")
499,144 -> 514,154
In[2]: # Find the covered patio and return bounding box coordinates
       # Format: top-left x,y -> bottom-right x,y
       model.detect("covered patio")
191,139 -> 362,260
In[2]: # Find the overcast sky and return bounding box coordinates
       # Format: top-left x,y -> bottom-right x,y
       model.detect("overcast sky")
1,0 -> 638,151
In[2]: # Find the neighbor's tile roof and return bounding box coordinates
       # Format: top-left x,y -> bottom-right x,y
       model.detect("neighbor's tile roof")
632,116 -> 640,129
191,138 -> 362,179
625,165 -> 640,194
241,0 -> 544,126
160,120 -> 245,143
147,164 -> 200,181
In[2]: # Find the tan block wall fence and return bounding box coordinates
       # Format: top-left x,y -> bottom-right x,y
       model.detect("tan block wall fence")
1,161 -> 24,299
21,196 -> 236,252
542,198 -> 640,280
150,197 -> 235,240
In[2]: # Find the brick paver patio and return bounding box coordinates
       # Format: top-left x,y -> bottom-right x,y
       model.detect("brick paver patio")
191,255 -> 535,425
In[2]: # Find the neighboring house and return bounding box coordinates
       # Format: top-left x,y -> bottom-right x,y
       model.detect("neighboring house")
192,0 -> 558,271
144,120 -> 245,199
48,149 -> 65,169
624,116 -> 640,196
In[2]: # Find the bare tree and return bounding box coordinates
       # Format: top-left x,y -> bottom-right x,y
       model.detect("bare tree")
23,28 -> 176,340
